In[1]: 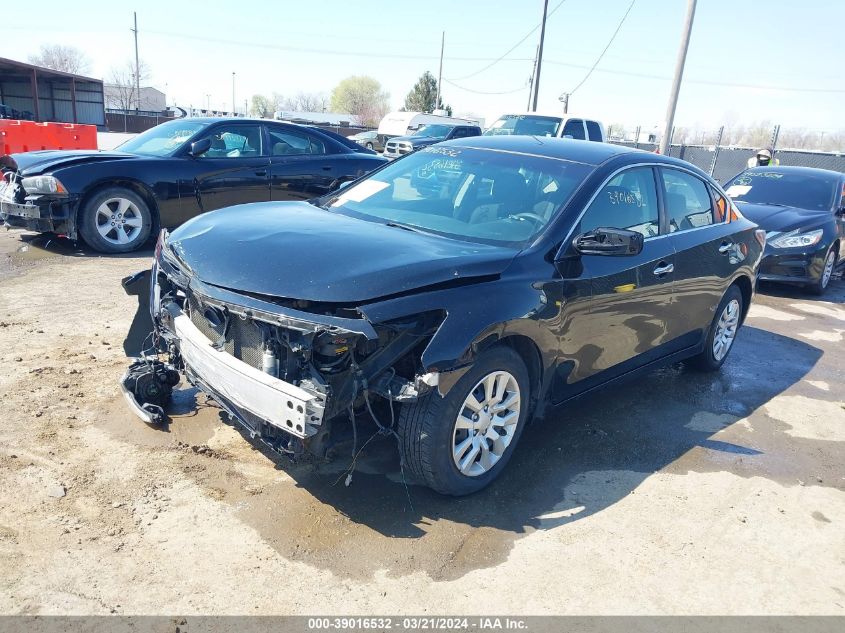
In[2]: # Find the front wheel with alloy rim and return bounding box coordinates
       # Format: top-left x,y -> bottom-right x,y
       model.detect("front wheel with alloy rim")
807,248 -> 837,295
397,346 -> 530,496
688,284 -> 744,372
79,187 -> 153,253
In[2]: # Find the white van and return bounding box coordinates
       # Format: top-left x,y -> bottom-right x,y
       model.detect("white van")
377,111 -> 482,140
484,113 -> 606,142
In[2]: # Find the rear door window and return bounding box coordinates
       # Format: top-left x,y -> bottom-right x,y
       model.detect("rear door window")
561,119 -> 586,140
268,128 -> 325,156
661,169 -> 714,232
586,120 -> 603,142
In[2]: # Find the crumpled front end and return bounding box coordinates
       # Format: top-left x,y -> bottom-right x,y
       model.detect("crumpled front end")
122,231 -> 443,456
0,168 -> 80,237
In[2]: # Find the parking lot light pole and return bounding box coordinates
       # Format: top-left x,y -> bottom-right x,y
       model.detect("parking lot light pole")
232,72 -> 236,115
659,0 -> 697,155
436,31 -> 445,110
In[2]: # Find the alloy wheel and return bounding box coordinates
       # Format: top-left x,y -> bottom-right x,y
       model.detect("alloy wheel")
95,197 -> 143,246
452,370 -> 521,477
821,250 -> 836,289
712,299 -> 740,361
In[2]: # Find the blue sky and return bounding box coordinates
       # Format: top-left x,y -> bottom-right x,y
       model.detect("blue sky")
3,0 -> 843,131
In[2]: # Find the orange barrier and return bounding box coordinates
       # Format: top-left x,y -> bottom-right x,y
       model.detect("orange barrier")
0,120 -> 98,154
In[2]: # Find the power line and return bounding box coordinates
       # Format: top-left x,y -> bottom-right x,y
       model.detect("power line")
446,0 -> 569,81
127,27 -> 845,96
442,78 -> 529,95
568,0 -> 636,96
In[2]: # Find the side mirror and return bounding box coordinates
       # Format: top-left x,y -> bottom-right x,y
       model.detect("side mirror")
571,227 -> 644,256
188,137 -> 212,157
337,180 -> 353,191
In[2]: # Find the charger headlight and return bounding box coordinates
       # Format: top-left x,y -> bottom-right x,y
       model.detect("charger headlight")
769,229 -> 823,249
21,175 -> 68,195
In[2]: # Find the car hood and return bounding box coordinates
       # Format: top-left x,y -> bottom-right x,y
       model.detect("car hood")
392,134 -> 446,144
1,150 -> 139,176
735,202 -> 831,233
167,201 -> 518,304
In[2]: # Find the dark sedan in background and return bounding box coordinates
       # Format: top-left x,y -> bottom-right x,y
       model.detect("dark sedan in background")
0,118 -> 386,253
724,166 -> 845,294
122,137 -> 763,495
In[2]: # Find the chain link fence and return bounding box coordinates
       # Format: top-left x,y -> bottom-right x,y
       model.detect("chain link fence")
610,139 -> 845,184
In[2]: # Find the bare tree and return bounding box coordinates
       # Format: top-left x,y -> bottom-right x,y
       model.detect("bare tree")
28,45 -> 91,75
105,60 -> 151,111
272,92 -> 329,113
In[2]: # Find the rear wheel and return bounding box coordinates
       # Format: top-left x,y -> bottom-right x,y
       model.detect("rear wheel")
688,285 -> 744,372
79,187 -> 153,253
397,346 -> 530,496
807,248 -> 836,296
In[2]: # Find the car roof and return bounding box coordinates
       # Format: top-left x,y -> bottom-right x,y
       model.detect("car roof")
183,117 -> 306,125
440,136 -> 637,166
744,165 -> 844,180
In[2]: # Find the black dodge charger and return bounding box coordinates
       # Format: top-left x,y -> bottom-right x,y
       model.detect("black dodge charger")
122,136 -> 764,495
0,117 -> 386,253
723,166 -> 845,294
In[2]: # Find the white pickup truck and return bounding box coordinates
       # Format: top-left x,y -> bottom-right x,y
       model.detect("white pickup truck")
484,113 -> 606,142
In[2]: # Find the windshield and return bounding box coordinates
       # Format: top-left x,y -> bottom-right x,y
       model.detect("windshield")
321,145 -> 592,247
484,114 -> 563,137
118,119 -> 210,157
412,124 -> 453,137
725,170 -> 837,211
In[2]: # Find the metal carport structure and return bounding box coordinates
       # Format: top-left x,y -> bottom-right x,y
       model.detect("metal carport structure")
0,57 -> 105,127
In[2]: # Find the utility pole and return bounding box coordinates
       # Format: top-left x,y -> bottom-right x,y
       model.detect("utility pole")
526,45 -> 539,110
232,72 -> 236,115
132,12 -> 141,111
531,0 -> 549,112
659,0 -> 696,155
559,92 -> 569,114
435,31 -> 445,111
206,94 -> 211,112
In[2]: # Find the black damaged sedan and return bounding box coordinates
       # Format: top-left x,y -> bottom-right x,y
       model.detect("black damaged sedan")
724,166 -> 845,294
122,137 -> 763,495
0,117 -> 385,253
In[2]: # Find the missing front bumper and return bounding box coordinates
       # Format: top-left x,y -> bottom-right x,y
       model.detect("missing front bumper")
0,196 -> 78,237
170,305 -> 326,439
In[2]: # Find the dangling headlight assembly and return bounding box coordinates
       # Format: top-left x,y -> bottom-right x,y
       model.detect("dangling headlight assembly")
769,229 -> 823,249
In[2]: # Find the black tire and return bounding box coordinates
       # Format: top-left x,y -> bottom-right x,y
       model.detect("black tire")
806,248 -> 837,296
79,186 -> 153,253
397,346 -> 530,496
365,142 -> 374,150
688,284 -> 744,372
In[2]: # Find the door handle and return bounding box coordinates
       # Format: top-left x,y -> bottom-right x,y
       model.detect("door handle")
322,166 -> 333,171
718,241 -> 733,254
254,170 -> 267,176
653,262 -> 674,276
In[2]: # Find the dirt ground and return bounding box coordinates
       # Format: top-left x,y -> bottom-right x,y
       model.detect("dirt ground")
0,228 -> 843,615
